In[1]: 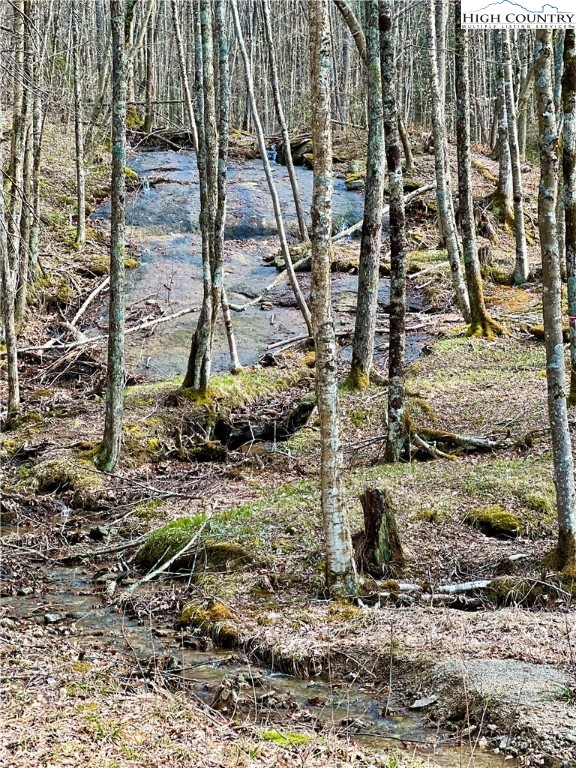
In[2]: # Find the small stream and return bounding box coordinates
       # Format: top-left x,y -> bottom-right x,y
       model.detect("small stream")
1,541 -> 509,768
92,150 -> 427,380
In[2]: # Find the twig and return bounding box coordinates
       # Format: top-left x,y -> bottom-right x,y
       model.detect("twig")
11,305 -> 199,356
125,510 -> 213,593
71,276 -> 110,326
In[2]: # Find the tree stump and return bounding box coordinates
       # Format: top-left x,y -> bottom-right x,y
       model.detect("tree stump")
353,488 -> 406,577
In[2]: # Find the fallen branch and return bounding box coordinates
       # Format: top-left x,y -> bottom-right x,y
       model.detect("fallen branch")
332,183 -> 435,243
11,305 -> 199,356
71,276 -> 110,326
125,510 -> 213,593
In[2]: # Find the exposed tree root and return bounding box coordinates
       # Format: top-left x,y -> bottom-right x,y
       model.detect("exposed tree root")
466,314 -> 506,341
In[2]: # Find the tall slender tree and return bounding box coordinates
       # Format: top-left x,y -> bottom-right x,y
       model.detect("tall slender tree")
97,0 -> 127,471
380,0 -> 408,462
72,7 -> 86,248
536,29 -> 576,571
455,1 -> 502,340
349,0 -> 384,390
564,29 -> 576,404
502,30 -> 528,284
428,0 -> 470,322
310,0 -> 357,596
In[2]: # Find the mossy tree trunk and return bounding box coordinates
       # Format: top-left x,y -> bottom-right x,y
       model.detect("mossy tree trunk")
380,0 -> 407,462
143,0 -> 156,135
97,0 -> 127,472
349,0 -> 384,391
428,0 -> 470,322
536,29 -> 576,572
563,30 -> 576,405
502,30 -> 528,284
455,1 -> 503,341
310,0 -> 357,597
355,488 -> 405,576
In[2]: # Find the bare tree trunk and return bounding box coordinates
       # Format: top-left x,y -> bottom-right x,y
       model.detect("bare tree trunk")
97,0 -> 127,472
310,0 -> 357,596
72,8 -> 86,248
455,2 -> 502,341
170,0 -> 199,153
231,0 -> 312,336
502,30 -> 528,284
349,0 -> 384,390
143,0 -> 156,134
563,30 -> 576,405
381,0 -> 408,463
428,0 -> 470,322
214,0 -> 241,374
494,32 -> 514,225
0,102 -> 19,424
261,0 -> 308,243
536,29 -> 576,571
517,61 -> 534,159
183,0 -> 217,391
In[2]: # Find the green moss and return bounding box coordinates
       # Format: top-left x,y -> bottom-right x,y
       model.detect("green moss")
481,266 -> 514,286
126,105 -> 143,130
124,257 -> 140,270
178,598 -> 240,648
131,499 -> 164,520
136,516 -> 252,573
348,407 -> 368,427
262,730 -> 313,747
466,505 -> 520,538
414,508 -> 441,523
344,365 -> 369,391
472,158 -> 498,184
487,577 -> 544,606
31,458 -> 106,509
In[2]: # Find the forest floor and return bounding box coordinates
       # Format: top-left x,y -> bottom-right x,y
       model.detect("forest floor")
1,125 -> 575,768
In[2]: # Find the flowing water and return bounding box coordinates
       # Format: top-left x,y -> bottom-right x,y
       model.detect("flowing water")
93,150 -> 426,380
0,546 -> 510,768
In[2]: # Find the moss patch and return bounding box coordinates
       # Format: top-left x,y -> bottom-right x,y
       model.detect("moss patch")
466,505 -> 520,538
136,516 -> 253,573
262,730 -> 313,747
178,598 -> 240,648
31,458 -> 106,509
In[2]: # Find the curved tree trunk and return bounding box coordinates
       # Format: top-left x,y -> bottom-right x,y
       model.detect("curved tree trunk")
231,0 -> 312,336
261,0 -> 308,243
349,0 -> 384,390
310,0 -> 357,596
536,29 -> 576,572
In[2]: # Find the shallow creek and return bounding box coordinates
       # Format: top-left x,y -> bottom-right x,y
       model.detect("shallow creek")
1,544 -> 510,768
93,150 -> 427,380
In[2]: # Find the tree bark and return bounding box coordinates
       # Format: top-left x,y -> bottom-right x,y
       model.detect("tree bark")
349,0 -> 384,390
536,29 -> 576,571
310,0 -> 357,596
493,32 -> 514,226
230,0 -> 312,336
428,0 -> 470,321
261,0 -> 308,243
502,30 -> 528,284
72,8 -> 86,248
170,0 -> 199,153
97,0 -> 127,472
564,30 -> 576,405
380,0 -> 408,463
355,488 -> 405,576
455,1 -> 502,340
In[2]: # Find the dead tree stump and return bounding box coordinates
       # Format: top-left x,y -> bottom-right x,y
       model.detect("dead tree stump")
353,488 -> 406,577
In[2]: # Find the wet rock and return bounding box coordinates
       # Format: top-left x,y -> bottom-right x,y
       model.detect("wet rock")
44,613 -> 65,624
88,526 -> 109,541
410,694 -> 438,709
